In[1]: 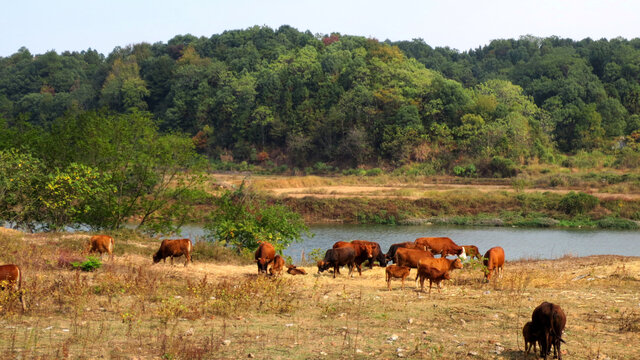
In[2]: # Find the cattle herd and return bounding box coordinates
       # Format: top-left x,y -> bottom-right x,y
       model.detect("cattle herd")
0,234 -> 566,359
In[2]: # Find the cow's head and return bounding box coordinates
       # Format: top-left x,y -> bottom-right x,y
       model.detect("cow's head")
377,251 -> 388,267
452,258 -> 463,270
363,244 -> 373,259
152,251 -> 162,264
317,261 -> 329,273
256,257 -> 270,273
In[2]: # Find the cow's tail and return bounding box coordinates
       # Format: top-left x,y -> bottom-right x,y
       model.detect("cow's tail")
550,310 -> 563,343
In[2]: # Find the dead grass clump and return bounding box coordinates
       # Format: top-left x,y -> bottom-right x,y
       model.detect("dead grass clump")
207,276 -> 297,317
618,310 -> 640,332
192,241 -> 251,265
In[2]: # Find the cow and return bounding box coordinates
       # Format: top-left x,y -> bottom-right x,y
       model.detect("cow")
254,242 -> 276,274
286,264 -> 307,275
531,302 -> 566,360
351,240 -> 387,268
394,247 -> 434,287
522,321 -> 538,356
483,246 -> 505,281
461,245 -> 481,260
415,237 -> 466,258
332,241 -> 373,276
0,264 -> 26,311
385,265 -> 410,291
317,247 -> 356,278
86,235 -> 115,261
417,257 -> 463,294
385,242 -> 424,263
152,239 -> 192,266
269,255 -> 285,277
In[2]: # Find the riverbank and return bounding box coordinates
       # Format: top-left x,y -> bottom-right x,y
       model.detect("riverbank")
1,230 -> 639,359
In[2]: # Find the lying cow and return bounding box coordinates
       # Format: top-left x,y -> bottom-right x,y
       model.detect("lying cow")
87,235 -> 115,261
531,302 -> 566,360
417,257 -> 463,294
269,255 -> 285,277
286,264 -> 307,275
317,247 -> 356,278
153,239 -> 192,266
255,241 -> 276,274
385,265 -> 410,291
483,246 -> 505,281
332,241 -> 373,276
415,237 -> 466,258
0,264 -> 26,311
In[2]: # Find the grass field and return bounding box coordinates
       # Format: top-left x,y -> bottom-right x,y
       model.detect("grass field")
1,229 -> 639,359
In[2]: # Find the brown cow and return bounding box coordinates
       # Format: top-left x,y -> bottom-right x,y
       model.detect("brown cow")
332,241 -> 373,276
286,264 -> 307,275
522,321 -> 538,356
152,239 -> 192,266
394,247 -> 434,287
483,246 -> 505,281
87,235 -> 115,261
386,242 -> 424,263
417,257 -> 463,294
0,264 -> 26,311
385,265 -> 410,291
269,255 -> 285,276
415,237 -> 466,258
351,240 -> 387,268
531,302 -> 566,360
254,242 -> 276,274
461,245 -> 481,260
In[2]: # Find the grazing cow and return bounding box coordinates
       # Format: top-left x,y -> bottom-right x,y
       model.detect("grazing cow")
394,247 -> 435,287
415,237 -> 466,258
351,240 -> 387,268
332,241 -> 373,276
254,242 -> 276,274
87,235 -> 115,261
522,321 -> 538,356
0,264 -> 26,311
385,242 -> 424,263
269,255 -> 285,276
286,264 -> 307,275
531,302 -> 566,360
152,239 -> 192,266
385,265 -> 410,291
483,247 -> 505,281
461,245 -> 481,260
417,257 -> 463,294
317,247 -> 356,278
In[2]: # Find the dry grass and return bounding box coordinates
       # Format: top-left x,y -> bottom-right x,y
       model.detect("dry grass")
1,230 -> 640,359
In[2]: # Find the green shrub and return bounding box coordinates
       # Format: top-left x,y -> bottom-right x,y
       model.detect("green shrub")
557,192 -> 599,215
71,256 -> 102,272
365,168 -> 383,176
453,164 -> 477,177
596,217 -> 639,230
487,156 -> 517,178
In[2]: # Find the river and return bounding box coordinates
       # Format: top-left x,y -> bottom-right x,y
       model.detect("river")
177,224 -> 640,262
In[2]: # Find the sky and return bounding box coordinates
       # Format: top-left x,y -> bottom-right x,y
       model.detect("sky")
2,0 -> 639,57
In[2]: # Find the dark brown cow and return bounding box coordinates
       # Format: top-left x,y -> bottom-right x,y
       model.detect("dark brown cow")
351,240 -> 387,268
317,247 -> 356,278
153,239 -> 192,266
269,255 -> 285,276
254,242 -> 276,274
394,247 -> 434,287
461,245 -> 481,260
0,264 -> 26,311
483,246 -> 505,281
417,257 -> 463,294
385,265 -> 410,291
286,264 -> 307,275
522,321 -> 538,356
87,235 -> 115,261
531,302 -> 566,360
385,242 -> 424,263
414,237 -> 466,258
332,241 -> 373,276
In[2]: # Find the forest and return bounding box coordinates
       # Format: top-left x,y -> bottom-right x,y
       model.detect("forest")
1,25 -> 640,231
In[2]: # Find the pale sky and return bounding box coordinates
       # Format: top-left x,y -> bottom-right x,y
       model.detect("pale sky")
2,0 -> 638,57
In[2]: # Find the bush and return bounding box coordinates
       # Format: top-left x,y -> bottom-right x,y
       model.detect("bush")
557,192 -> 599,215
453,164 -> 477,177
365,168 -> 383,176
487,156 -> 517,178
596,217 -> 639,230
71,256 -> 102,272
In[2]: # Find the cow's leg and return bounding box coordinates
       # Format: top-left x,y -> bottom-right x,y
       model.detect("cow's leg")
185,252 -> 191,266
170,256 -> 174,266
333,265 -> 338,278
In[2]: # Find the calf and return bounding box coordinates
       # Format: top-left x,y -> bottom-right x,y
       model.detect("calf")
87,235 -> 115,261
461,245 -> 481,260
522,321 -> 538,356
317,247 -> 356,278
0,264 -> 26,311
483,247 -> 505,281
417,257 -> 463,294
394,247 -> 434,287
254,242 -> 276,274
152,239 -> 192,266
386,242 -> 424,263
269,255 -> 285,277
332,241 -> 373,276
286,265 -> 307,275
385,265 -> 410,291
415,237 -> 466,258
351,240 -> 387,268
531,302 -> 566,360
